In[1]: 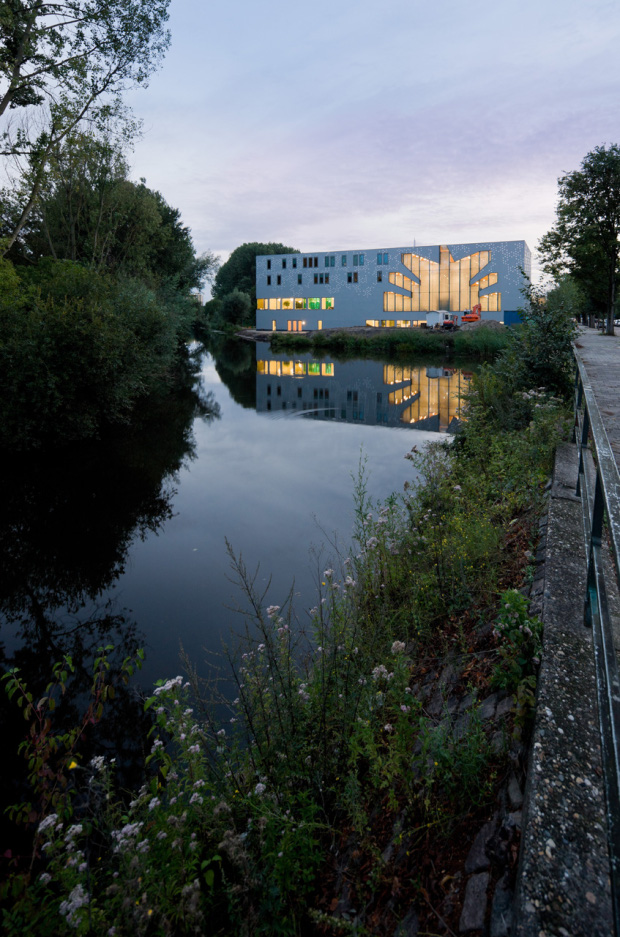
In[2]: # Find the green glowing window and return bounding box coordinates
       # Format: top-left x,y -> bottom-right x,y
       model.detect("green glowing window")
308,363 -> 320,375
309,298 -> 320,309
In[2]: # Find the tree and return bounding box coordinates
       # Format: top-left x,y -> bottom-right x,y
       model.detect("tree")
0,0 -> 171,251
218,288 -> 252,326
538,144 -> 620,335
213,242 -> 298,306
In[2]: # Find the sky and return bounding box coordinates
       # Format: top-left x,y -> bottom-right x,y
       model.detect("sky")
124,0 -> 620,282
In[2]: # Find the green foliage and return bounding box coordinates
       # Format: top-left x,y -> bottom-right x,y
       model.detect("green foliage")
218,288 -> 253,326
0,259 -> 194,449
212,242 -> 298,306
538,143 -> 620,332
270,324 -> 510,359
491,589 -> 543,692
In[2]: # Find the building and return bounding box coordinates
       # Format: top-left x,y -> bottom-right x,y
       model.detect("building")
255,240 -> 531,331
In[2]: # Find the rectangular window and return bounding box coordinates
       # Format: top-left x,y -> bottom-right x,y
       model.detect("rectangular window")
282,259 -> 287,268
325,256 -> 330,267
377,253 -> 382,265
330,255 -> 335,267
325,274 -> 329,284
267,259 -> 271,270
314,274 -> 318,284
341,255 -> 347,266
298,273 -> 302,285
347,272 -> 352,283
377,271 -> 383,282
318,320 -> 323,329
292,257 -> 297,268
314,257 -> 319,267
303,257 -> 308,268
277,275 -> 281,285
267,275 -> 271,285
272,320 -> 276,330
359,253 -> 364,265
295,298 -> 306,309
353,254 -> 358,266
383,252 -> 389,264
308,298 -> 320,309
257,298 -> 266,309
320,273 -> 324,284
353,272 -> 358,283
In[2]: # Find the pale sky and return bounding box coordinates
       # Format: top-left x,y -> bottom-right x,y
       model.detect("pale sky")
125,0 -> 620,282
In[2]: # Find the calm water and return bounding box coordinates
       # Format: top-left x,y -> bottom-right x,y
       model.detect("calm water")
0,340 -> 470,691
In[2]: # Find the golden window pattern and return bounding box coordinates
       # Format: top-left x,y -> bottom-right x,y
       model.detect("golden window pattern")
384,247 -> 501,313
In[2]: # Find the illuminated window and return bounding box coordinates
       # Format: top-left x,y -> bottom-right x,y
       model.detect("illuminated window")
294,361 -> 305,375
318,320 -> 323,329
366,319 -> 379,327
341,255 -> 347,266
281,361 -> 293,376
282,259 -> 286,268
295,298 -> 306,309
272,320 -> 276,331
397,320 -> 410,328
267,260 -> 271,270
309,298 -> 320,309
308,362 -> 320,375
322,363 -> 334,376
282,298 -> 293,309
322,297 -> 334,309
381,319 -> 395,327
267,276 -> 271,285
377,271 -> 383,283
257,360 -> 266,373
298,274 -> 302,285
257,298 -> 266,309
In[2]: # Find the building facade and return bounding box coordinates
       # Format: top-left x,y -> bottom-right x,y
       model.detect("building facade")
255,240 -> 531,330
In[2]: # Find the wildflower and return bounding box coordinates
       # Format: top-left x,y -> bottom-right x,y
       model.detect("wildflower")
366,537 -> 379,549
59,884 -> 88,926
323,569 -> 334,578
216,728 -> 226,737
371,664 -> 388,681
148,797 -> 160,811
344,576 -> 357,588
153,676 -> 183,696
266,605 -> 281,619
254,782 -> 267,796
39,872 -> 52,884
391,640 -> 406,655
189,793 -> 203,805
453,485 -> 462,491
37,814 -> 58,835
188,744 -> 200,754
156,831 -> 168,841
257,643 -> 266,652
151,740 -> 164,752
67,760 -> 78,770
90,755 -> 105,772
384,723 -> 394,733
400,705 -> 410,713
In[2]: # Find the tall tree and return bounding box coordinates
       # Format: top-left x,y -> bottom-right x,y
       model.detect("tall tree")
0,0 -> 171,251
213,242 -> 298,307
538,144 -> 620,335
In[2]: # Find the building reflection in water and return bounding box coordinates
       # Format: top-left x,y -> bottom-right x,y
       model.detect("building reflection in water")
256,352 -> 472,433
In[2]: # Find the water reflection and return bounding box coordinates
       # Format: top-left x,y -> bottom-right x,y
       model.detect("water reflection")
256,351 -> 471,432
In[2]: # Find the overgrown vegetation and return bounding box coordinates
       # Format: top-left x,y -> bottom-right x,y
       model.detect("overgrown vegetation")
270,323 -> 510,359
2,289 -> 574,934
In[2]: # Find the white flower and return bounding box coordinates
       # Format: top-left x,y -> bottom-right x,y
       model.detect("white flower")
189,793 -> 203,805
216,728 -> 226,737
188,744 -> 200,754
90,755 -> 105,772
323,569 -> 334,578
266,605 -> 281,619
148,797 -> 160,811
37,814 -> 58,835
384,724 -> 394,733
39,872 -> 52,884
391,641 -> 406,655
254,782 -> 266,796
153,676 -> 184,696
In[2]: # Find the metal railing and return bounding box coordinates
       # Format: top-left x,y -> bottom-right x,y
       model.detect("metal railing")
573,353 -> 620,932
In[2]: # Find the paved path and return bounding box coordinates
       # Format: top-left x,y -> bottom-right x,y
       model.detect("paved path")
574,326 -> 620,466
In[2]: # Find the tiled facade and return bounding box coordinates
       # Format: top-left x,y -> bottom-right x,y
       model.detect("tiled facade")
256,240 -> 531,330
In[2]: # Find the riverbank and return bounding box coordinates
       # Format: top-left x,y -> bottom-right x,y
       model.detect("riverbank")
2,299 -> 578,935
238,321 -> 509,358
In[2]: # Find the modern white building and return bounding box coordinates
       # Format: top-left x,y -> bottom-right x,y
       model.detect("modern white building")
255,240 -> 531,331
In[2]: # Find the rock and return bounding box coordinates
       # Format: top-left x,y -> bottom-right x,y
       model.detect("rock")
464,819 -> 497,873
508,773 -> 524,808
393,907 -> 419,937
478,693 -> 498,720
495,695 -> 515,720
490,873 -> 512,937
459,872 -> 489,932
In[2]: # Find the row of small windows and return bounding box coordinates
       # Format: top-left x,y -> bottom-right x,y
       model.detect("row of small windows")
257,297 -> 335,310
265,252 -> 378,271
267,268 -> 384,286
257,360 -> 334,377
